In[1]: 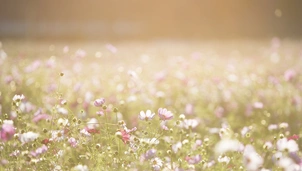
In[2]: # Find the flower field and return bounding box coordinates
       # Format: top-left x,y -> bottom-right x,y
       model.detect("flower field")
0,39 -> 302,170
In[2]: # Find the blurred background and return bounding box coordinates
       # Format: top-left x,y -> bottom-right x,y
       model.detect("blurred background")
0,0 -> 302,40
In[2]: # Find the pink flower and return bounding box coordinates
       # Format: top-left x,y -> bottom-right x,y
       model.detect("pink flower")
96,110 -> 104,116
0,120 -> 15,142
68,137 -> 78,147
106,44 -> 117,53
185,104 -> 194,115
120,130 -> 130,144
253,102 -> 263,109
288,134 -> 299,141
158,108 -> 173,120
284,69 -> 296,81
94,98 -> 105,107
185,154 -> 201,164
32,114 -> 51,123
75,49 -> 86,58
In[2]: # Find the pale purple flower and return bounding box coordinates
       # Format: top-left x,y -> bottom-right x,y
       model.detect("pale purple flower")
139,110 -> 155,121
144,149 -> 157,160
185,154 -> 201,164
94,98 -> 105,107
25,60 -> 41,73
158,108 -> 173,120
30,145 -> 48,157
150,157 -> 163,171
284,69 -> 296,81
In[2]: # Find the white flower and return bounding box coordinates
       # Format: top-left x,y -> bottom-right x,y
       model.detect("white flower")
57,118 -> 69,127
218,155 -> 230,164
263,141 -> 273,149
72,164 -> 89,171
3,120 -> 13,125
141,138 -> 159,145
268,124 -> 278,131
241,127 -> 249,137
253,102 -> 263,109
214,139 -> 243,155
50,130 -> 65,142
172,141 -> 182,153
183,119 -> 199,129
150,157 -> 163,171
87,118 -> 99,129
19,132 -> 39,143
139,110 -> 155,121
279,122 -> 289,129
276,156 -> 301,171
80,129 -> 91,136
55,150 -> 64,158
13,94 -> 25,102
277,138 -> 299,152
243,145 -> 263,171
57,107 -> 68,115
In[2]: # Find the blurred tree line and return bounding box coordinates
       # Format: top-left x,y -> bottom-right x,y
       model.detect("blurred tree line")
0,0 -> 301,40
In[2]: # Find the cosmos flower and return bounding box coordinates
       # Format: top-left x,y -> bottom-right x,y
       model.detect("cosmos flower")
139,110 -> 155,121
120,130 -> 131,144
32,114 -> 51,123
144,149 -> 157,160
158,108 -> 173,121
57,118 -> 69,127
150,157 -> 163,171
19,131 -> 39,144
0,120 -> 15,142
140,138 -> 159,145
277,138 -> 299,152
68,137 -> 78,148
284,69 -> 296,81
72,164 -> 89,171
243,145 -> 263,171
13,94 -> 25,102
172,141 -> 182,153
30,145 -> 48,157
218,155 -> 230,164
182,119 -> 199,129
94,98 -> 105,107
185,154 -> 201,164
215,139 -> 243,155
86,118 -> 99,129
